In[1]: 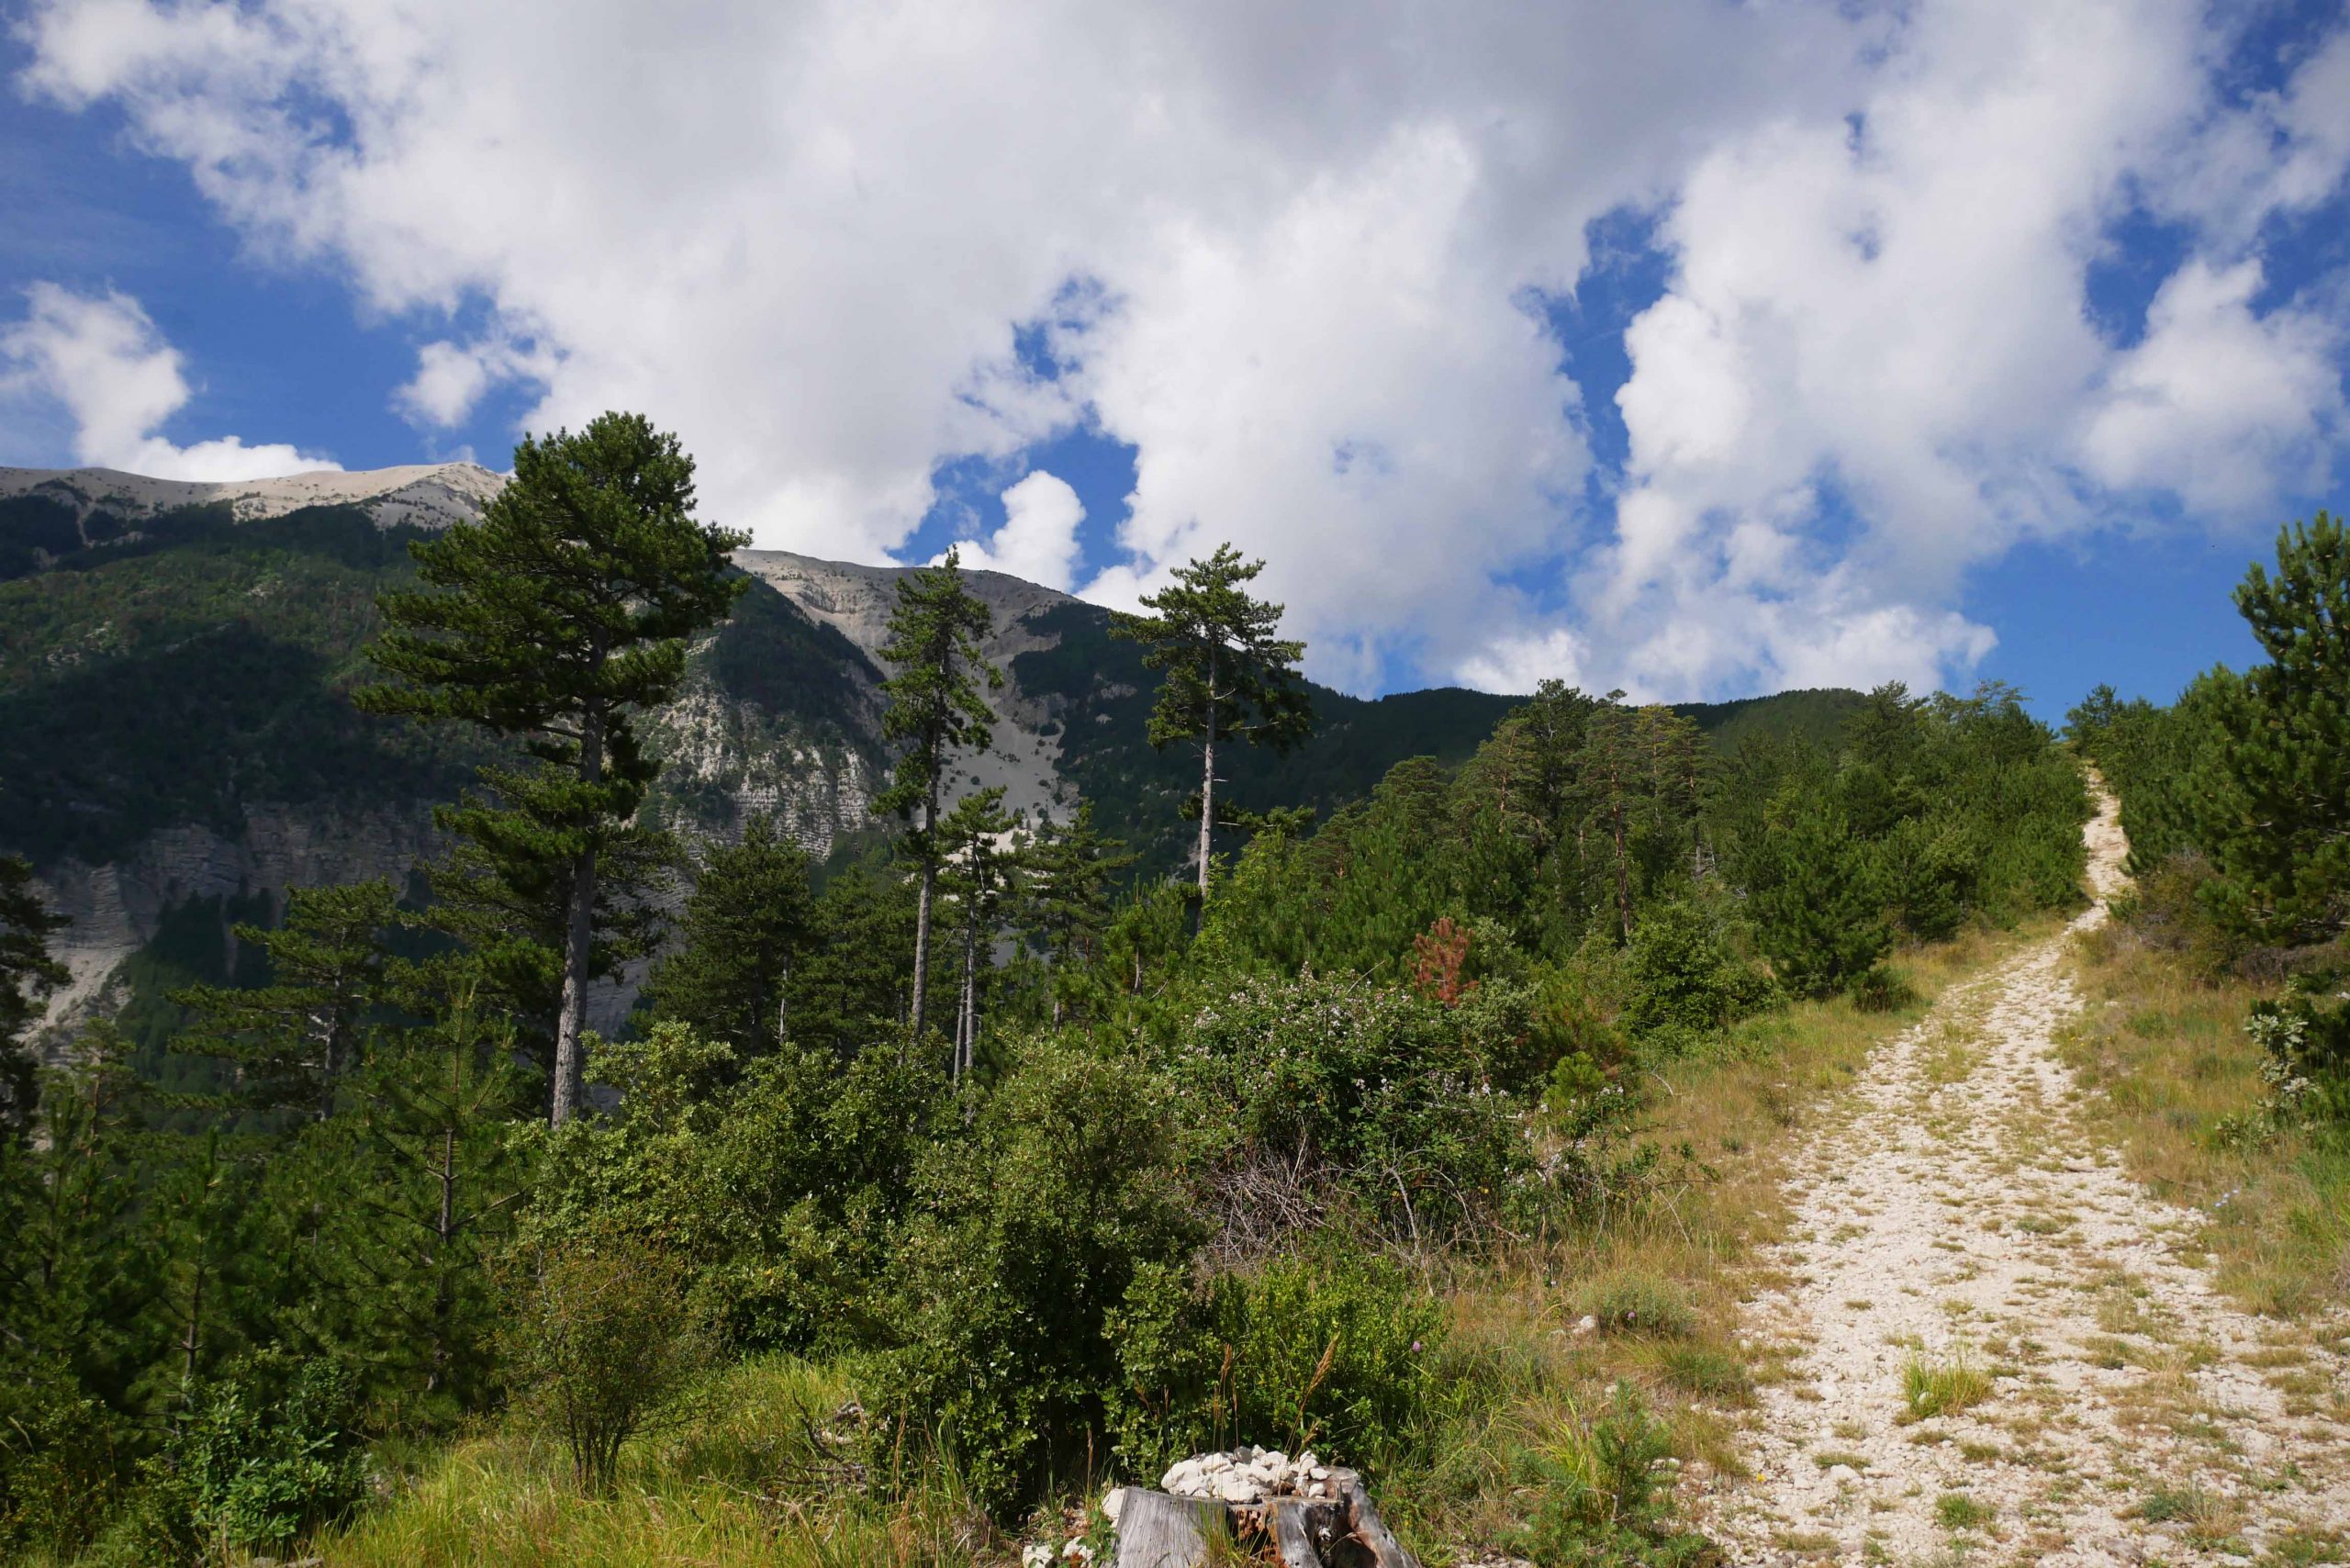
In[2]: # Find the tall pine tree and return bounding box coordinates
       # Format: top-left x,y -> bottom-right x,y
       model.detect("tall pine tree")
875,548 -> 1002,1047
1112,544 -> 1313,908
361,412 -> 745,1124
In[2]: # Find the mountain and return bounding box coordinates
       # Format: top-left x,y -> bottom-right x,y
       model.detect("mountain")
0,460 -> 1859,1027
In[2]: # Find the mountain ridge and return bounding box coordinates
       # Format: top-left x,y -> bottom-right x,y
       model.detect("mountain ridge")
1,460 -> 1864,1033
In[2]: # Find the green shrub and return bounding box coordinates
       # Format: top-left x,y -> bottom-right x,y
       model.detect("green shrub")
1511,1383 -> 1707,1567
1112,1251 -> 1442,1477
104,1355 -> 367,1564
2246,974 -> 2350,1134
1623,900 -> 1775,1044
1849,963 -> 1918,1014
1168,971 -> 1532,1240
532,1028 -> 945,1352
0,1384 -> 129,1558
500,1233 -> 720,1495
871,1041 -> 1199,1511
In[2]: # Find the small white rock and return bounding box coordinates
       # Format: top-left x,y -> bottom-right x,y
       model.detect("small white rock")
1572,1315 -> 1598,1335
1023,1546 -> 1053,1568
1102,1488 -> 1126,1525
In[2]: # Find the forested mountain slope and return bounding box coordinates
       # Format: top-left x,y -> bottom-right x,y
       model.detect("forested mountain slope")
0,461 -> 1857,1023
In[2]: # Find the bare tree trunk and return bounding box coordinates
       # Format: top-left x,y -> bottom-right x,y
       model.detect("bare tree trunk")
317,1008 -> 342,1124
954,910 -> 976,1083
1197,646 -> 1218,913
552,706 -> 605,1126
909,778 -> 938,1047
776,958 -> 789,1045
429,1108 -> 456,1396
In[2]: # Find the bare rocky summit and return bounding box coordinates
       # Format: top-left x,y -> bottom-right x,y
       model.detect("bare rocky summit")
0,460 -> 508,532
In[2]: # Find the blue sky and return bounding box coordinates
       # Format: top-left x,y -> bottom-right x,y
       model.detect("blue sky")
4,1 -> 2344,714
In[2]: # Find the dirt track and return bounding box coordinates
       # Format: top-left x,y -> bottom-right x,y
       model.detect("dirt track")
1704,783 -> 2350,1564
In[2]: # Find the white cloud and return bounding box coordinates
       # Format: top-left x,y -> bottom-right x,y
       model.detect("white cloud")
395,334 -> 562,430
1580,0 -> 2349,698
1457,628 -> 1594,698
2079,260 -> 2344,513
938,469 -> 1085,591
12,0 -> 2349,697
0,282 -> 333,479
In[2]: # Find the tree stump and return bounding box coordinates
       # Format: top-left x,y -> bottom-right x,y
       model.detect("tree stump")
1108,1472 -> 1419,1568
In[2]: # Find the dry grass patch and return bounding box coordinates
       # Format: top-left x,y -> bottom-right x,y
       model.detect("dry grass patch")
2064,927 -> 2350,1318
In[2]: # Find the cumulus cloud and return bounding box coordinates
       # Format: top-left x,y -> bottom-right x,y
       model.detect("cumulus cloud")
938,469 -> 1085,591
0,282 -> 333,479
1584,0 -> 2350,697
12,0 -> 2349,696
2079,260 -> 2344,513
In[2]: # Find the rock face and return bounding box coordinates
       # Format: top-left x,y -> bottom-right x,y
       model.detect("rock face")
0,461 -> 508,533
33,801 -> 443,1032
734,549 -> 1084,829
1107,1448 -> 1419,1568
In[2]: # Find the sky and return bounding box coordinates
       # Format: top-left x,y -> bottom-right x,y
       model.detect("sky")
2,0 -> 2345,713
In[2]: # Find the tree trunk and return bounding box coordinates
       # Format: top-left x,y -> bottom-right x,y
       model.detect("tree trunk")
954,910 -> 977,1083
776,957 -> 790,1045
1197,646 -> 1218,913
552,706 -> 605,1126
429,1111 -> 456,1396
317,1007 -> 341,1124
909,778 -> 938,1048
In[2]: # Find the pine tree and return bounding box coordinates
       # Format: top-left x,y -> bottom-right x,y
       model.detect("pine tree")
1017,804 -> 1136,1025
0,854 -> 69,1133
1581,695 -> 1640,944
1748,790 -> 1889,998
299,964 -> 530,1415
2188,512 -> 2350,944
169,879 -> 398,1126
642,819 -> 814,1058
1112,544 -> 1313,908
0,1025 -> 149,1410
788,858 -> 921,1053
361,412 -> 745,1125
936,790 -> 1017,1084
140,1128 -> 263,1414
874,548 -> 1002,1047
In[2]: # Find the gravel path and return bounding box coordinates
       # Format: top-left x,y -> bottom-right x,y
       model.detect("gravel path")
1702,783 -> 2350,1565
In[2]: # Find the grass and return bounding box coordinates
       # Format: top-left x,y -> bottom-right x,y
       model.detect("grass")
1900,1350 -> 1994,1421
1398,922 -> 2045,1553
1933,1492 -> 1994,1530
2063,920 -> 2350,1318
269,1358 -> 1008,1568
